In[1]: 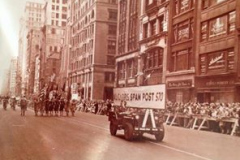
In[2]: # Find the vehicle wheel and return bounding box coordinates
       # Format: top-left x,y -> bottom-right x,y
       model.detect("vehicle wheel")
155,124 -> 165,142
124,123 -> 134,141
110,122 -> 117,136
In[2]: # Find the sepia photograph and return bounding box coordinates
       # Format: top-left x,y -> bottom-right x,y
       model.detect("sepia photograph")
0,0 -> 240,159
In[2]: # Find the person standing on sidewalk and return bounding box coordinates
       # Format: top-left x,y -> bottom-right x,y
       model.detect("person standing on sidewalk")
20,96 -> 28,116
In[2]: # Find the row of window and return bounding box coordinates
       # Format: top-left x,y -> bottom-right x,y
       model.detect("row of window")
28,17 -> 42,22
52,5 -> 67,12
171,10 -> 235,44
173,0 -> 229,16
72,40 -> 94,58
51,13 -> 67,19
201,11 -> 236,42
143,16 -> 164,39
118,0 -> 127,54
72,24 -> 94,46
202,0 -> 228,10
48,46 -> 61,53
48,28 -> 64,35
143,48 -> 163,70
26,2 -> 43,8
171,48 -> 193,72
70,73 -> 92,84
28,13 -> 42,18
73,0 -> 95,22
128,0 -> 138,51
118,58 -> 138,80
70,55 -> 93,71
51,20 -> 66,27
27,22 -> 42,28
72,10 -> 94,34
52,0 -> 67,4
199,48 -> 234,75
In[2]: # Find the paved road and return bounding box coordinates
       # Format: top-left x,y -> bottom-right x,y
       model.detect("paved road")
0,104 -> 240,160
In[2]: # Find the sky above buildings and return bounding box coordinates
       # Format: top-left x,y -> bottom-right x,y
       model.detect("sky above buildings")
0,0 -> 44,93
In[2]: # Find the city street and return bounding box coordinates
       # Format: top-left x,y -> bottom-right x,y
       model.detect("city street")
0,104 -> 239,160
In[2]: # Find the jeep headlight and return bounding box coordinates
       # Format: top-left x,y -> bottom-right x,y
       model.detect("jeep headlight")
135,115 -> 140,119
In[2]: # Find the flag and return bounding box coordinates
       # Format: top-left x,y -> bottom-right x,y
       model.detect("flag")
135,72 -> 144,77
144,70 -> 154,81
145,73 -> 151,79
39,88 -> 46,101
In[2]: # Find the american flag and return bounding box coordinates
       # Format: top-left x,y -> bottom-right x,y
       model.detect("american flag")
39,88 -> 46,101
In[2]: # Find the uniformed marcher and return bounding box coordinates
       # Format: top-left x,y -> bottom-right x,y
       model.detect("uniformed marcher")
20,96 -> 28,116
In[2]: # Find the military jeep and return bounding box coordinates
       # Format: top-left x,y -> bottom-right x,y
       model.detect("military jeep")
108,108 -> 165,142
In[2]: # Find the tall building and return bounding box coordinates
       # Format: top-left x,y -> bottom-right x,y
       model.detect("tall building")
60,0 -> 72,91
24,1 -> 45,29
0,69 -> 10,96
115,0 -> 240,104
115,0 -> 168,89
9,58 -> 17,97
68,0 -> 118,100
40,0 -> 67,88
18,1 -> 45,96
195,0 -> 240,103
115,0 -> 141,88
166,0 -> 196,103
26,29 -> 42,95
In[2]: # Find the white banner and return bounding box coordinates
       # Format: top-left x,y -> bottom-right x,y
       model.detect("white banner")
113,84 -> 166,109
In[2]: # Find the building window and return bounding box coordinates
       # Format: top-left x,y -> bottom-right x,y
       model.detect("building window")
143,23 -> 148,38
62,6 -> 67,12
108,10 -> 117,20
209,16 -> 227,38
56,6 -> 59,10
118,0 -> 127,55
128,0 -> 138,51
144,48 -> 163,70
62,14 -> 67,19
63,0 -> 67,4
52,5 -> 55,10
105,72 -> 115,82
172,48 -> 192,71
173,19 -> 193,43
228,11 -> 236,34
62,21 -> 66,26
174,0 -> 194,15
127,59 -> 137,78
202,0 -> 228,9
150,19 -> 157,36
201,22 -> 208,42
108,25 -> 117,35
118,62 -> 126,80
51,28 -> 56,34
200,11 -> 235,41
107,55 -> 115,65
108,40 -> 116,54
91,10 -> 95,18
199,48 -> 234,75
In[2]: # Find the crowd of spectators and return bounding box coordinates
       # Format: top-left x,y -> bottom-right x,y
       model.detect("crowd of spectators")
165,101 -> 240,135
